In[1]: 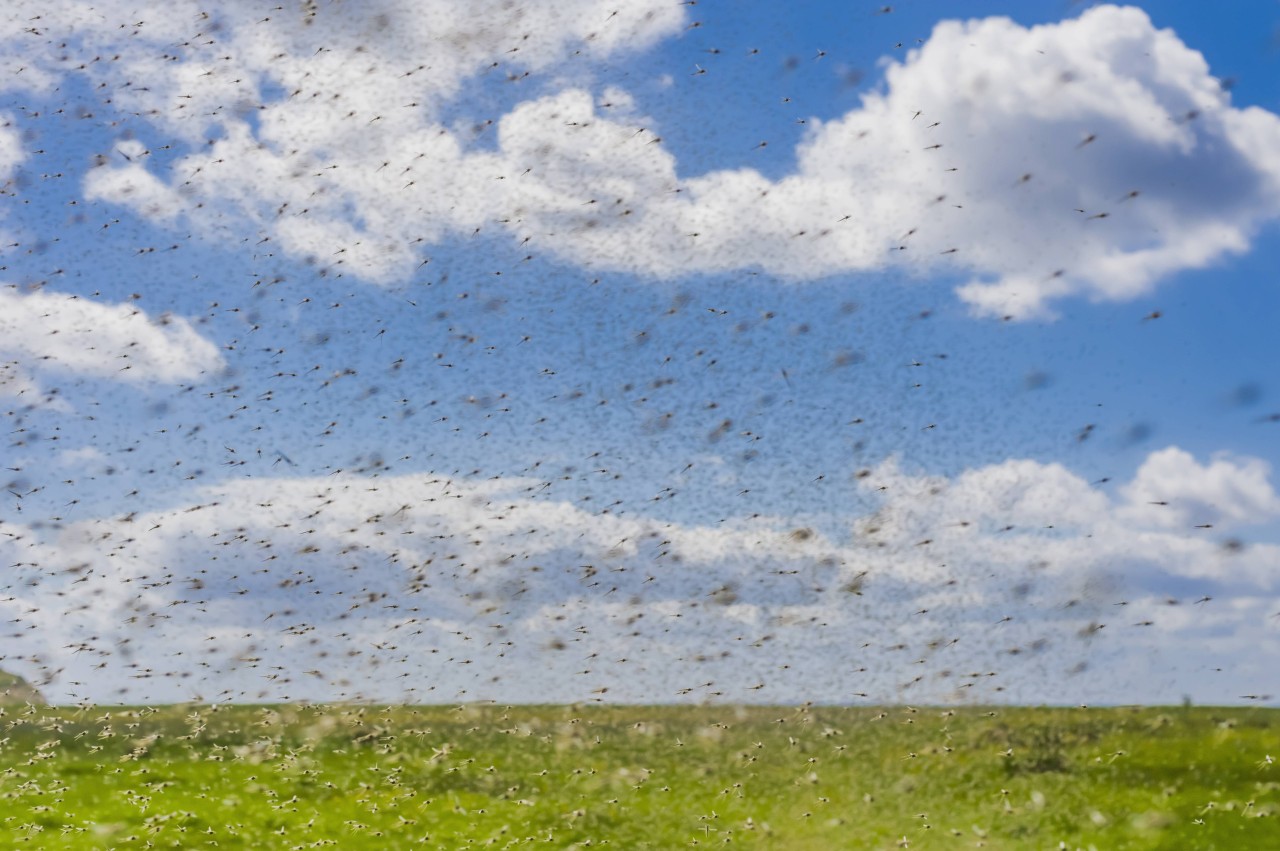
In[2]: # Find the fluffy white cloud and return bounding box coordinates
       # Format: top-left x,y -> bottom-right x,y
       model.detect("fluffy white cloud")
1,0 -> 684,283
0,286 -> 224,383
1118,447 -> 1280,529
9,4 -> 1274,317
0,361 -> 72,410
0,115 -> 25,250
856,451 -> 1280,592
0,116 -> 21,175
494,6 -> 1280,317
0,64 -> 223,389
1,445 -> 1274,704
82,141 -> 186,222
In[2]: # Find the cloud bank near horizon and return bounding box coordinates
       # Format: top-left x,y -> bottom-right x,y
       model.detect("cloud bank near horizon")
2,446 -> 1275,704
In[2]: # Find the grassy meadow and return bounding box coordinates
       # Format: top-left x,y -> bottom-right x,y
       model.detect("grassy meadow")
0,703 -> 1274,849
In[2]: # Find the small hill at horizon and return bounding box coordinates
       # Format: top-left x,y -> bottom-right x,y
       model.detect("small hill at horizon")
0,669 -> 46,705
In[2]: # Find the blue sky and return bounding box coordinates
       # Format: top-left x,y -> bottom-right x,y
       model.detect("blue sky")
0,1 -> 1277,706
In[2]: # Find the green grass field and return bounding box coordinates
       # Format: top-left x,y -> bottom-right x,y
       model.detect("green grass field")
0,703 -> 1274,849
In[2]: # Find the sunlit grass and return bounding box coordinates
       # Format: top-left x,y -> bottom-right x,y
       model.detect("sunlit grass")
1,703 -> 1274,848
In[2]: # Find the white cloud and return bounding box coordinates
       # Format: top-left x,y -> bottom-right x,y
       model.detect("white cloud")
495,6 -> 1280,317
0,115 -> 21,176
0,63 -> 224,390
0,360 -> 72,410
82,141 -> 185,222
1118,447 -> 1280,529
855,449 -> 1280,590
0,0 -> 683,283
0,115 -> 25,248
56,446 -> 105,466
0,286 -> 225,383
7,4 -> 1273,317
0,445 -> 1274,704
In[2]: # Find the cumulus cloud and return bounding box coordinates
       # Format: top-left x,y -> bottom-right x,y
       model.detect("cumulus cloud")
0,115 -> 25,245
0,286 -> 225,383
495,6 -> 1280,317
1,446 -> 1275,704
8,4 -> 1275,316
1118,447 -> 1280,529
0,115 -> 21,175
0,0 -> 683,282
82,141 -> 186,222
856,452 -> 1279,592
0,362 -> 72,410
